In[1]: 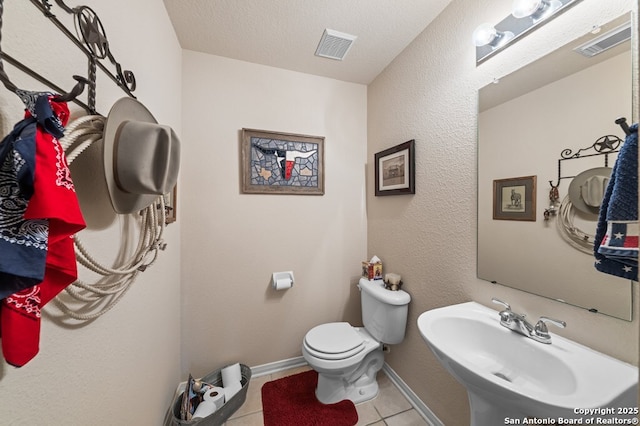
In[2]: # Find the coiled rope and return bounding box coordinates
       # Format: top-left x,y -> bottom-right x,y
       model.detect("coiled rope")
555,194 -> 595,255
52,115 -> 168,320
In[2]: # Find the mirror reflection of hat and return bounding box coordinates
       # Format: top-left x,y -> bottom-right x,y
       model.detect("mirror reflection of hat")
568,167 -> 612,215
102,97 -> 180,214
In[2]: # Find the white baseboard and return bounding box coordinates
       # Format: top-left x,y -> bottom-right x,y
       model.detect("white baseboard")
382,363 -> 444,426
250,356 -> 308,378
251,357 -> 443,426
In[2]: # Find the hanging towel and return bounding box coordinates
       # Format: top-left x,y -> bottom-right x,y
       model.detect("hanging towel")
594,123 -> 638,281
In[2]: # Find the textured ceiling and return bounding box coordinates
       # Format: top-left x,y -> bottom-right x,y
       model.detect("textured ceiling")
162,0 -> 454,85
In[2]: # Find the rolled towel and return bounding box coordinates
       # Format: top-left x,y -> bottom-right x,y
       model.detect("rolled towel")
594,123 -> 638,281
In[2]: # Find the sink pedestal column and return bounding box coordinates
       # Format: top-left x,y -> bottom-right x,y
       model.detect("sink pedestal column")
467,390 -> 523,426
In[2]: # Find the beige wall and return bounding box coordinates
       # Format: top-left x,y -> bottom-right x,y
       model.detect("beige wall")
368,0 -> 638,424
0,1 -> 182,425
179,51 -> 368,376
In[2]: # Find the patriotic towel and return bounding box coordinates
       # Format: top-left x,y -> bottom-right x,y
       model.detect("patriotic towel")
594,123 -> 638,281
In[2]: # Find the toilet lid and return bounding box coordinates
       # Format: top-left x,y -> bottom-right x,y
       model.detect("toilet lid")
304,322 -> 364,359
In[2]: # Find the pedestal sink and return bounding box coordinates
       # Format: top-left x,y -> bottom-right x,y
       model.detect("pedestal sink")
417,302 -> 638,425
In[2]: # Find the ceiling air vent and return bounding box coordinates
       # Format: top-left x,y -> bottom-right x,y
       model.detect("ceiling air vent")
574,22 -> 632,58
315,29 -> 357,61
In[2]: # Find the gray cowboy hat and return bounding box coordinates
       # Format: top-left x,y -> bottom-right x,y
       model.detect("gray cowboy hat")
103,97 -> 180,214
568,167 -> 611,215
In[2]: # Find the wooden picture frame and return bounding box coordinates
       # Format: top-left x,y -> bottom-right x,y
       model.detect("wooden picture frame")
493,175 -> 536,221
164,185 -> 177,224
241,128 -> 324,195
374,139 -> 415,196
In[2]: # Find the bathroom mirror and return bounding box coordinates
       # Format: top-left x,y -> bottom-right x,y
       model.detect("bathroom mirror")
477,13 -> 634,320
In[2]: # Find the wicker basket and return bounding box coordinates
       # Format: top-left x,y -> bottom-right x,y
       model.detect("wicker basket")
167,364 -> 252,426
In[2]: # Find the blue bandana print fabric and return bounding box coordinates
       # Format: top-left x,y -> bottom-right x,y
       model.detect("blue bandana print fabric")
0,110 -> 50,299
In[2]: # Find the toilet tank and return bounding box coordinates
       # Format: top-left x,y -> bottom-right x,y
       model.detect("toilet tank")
358,278 -> 411,344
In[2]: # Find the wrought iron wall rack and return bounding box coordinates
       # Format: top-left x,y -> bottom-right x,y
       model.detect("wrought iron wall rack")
0,0 -> 136,115
549,117 -> 631,189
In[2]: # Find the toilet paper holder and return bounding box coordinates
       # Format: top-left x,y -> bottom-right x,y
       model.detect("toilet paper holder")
272,271 -> 294,290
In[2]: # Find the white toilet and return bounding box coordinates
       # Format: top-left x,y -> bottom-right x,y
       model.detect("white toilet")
302,277 -> 411,405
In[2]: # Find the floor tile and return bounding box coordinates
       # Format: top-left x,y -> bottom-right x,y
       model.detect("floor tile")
371,372 -> 413,418
355,399 -> 382,425
384,409 -> 430,426
224,411 -> 264,426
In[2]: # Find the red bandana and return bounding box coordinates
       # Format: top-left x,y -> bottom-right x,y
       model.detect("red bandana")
1,97 -> 86,367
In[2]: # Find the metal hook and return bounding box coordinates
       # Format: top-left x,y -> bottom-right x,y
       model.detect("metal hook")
53,0 -> 75,14
615,117 -> 631,136
53,75 -> 90,102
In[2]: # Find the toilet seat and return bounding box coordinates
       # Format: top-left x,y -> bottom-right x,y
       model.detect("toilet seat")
304,322 -> 365,360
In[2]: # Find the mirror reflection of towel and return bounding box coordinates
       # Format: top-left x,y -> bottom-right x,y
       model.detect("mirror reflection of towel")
594,123 -> 638,282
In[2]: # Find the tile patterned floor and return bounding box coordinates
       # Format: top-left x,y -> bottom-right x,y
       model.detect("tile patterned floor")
224,365 -> 430,426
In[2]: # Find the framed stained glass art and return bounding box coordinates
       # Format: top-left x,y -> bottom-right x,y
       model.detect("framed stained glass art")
241,128 -> 324,195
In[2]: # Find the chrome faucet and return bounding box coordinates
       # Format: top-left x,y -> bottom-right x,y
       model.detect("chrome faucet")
491,298 -> 566,344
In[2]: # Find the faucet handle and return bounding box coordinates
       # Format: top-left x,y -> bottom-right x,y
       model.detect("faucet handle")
491,298 -> 511,311
534,316 -> 566,339
491,298 -> 516,324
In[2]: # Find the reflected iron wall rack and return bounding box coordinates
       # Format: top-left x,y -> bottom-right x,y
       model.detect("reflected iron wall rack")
549,117 -> 631,189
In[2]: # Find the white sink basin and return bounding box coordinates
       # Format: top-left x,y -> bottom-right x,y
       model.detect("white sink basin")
417,302 -> 638,424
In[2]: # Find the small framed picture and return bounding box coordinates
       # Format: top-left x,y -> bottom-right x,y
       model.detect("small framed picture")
374,139 -> 415,196
164,185 -> 177,224
493,175 -> 536,221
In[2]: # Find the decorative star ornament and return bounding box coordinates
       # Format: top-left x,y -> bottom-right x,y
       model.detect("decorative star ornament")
594,135 -> 621,152
77,8 -> 109,59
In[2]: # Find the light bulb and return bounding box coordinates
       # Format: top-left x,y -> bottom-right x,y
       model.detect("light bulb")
472,24 -> 515,49
512,0 -> 543,18
512,0 -> 561,20
472,23 -> 498,47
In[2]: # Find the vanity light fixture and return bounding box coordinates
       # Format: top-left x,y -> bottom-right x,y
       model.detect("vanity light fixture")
474,0 -> 583,65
